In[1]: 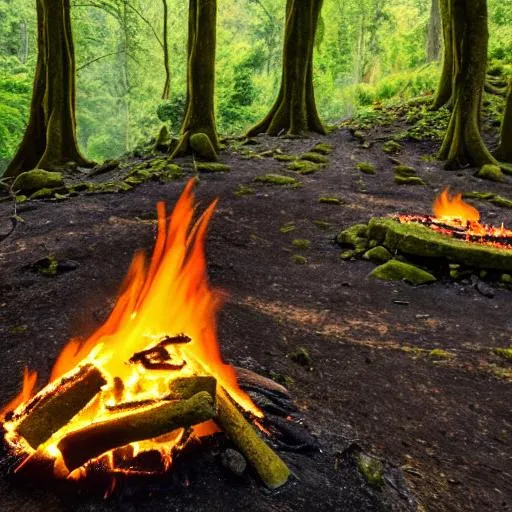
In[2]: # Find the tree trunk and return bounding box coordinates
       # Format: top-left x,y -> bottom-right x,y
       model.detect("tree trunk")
171,0 -> 219,158
246,0 -> 326,137
161,0 -> 171,100
437,0 -> 496,168
432,0 -> 453,109
497,82 -> 512,163
427,0 -> 441,62
4,0 -> 91,179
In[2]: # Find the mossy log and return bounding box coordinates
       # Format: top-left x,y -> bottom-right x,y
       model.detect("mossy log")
368,217 -> 512,271
496,81 -> 512,164
15,364 -> 106,449
171,0 -> 220,159
437,0 -> 497,168
246,0 -> 325,137
57,391 -> 215,473
4,0 -> 92,178
216,388 -> 290,489
168,376 -> 217,400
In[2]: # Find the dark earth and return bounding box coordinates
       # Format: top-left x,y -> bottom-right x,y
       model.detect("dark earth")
0,113 -> 511,511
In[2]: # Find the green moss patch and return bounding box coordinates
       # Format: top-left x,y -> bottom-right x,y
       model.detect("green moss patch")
357,453 -> 384,489
475,164 -> 505,182
291,254 -> 308,265
493,347 -> 512,361
234,185 -> 255,197
190,132 -> 218,161
319,196 -> 343,205
356,162 -> 376,175
336,224 -> 369,254
429,348 -> 454,359
274,154 -> 297,162
291,239 -> 311,249
370,260 -> 436,285
310,142 -> 333,155
463,191 -> 512,209
254,174 -> 300,186
394,165 -> 416,177
196,162 -> 230,173
312,220 -> 331,230
382,140 -> 402,155
301,152 -> 329,164
288,160 -> 322,175
395,175 -> 426,185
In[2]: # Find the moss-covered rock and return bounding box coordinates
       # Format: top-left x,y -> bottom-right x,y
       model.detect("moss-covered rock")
475,164 -> 505,182
254,174 -> 299,186
368,217 -> 512,271
288,160 -> 321,174
493,347 -> 512,361
336,224 -> 369,254
310,142 -> 333,155
363,246 -> 392,264
196,162 -> 230,173
190,132 -> 218,161
291,239 -> 311,249
356,162 -> 376,174
382,140 -> 402,155
500,273 -> 512,284
312,220 -> 331,230
301,152 -> 329,164
370,260 -> 436,285
491,196 -> 512,208
429,348 -> 454,359
340,249 -> 357,260
13,170 -> 64,193
288,346 -> 312,367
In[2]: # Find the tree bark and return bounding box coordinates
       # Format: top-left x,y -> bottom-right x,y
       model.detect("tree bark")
427,0 -> 441,62
246,0 -> 326,137
161,0 -> 171,100
171,0 -> 220,158
4,0 -> 92,179
432,0 -> 453,109
437,0 -> 497,168
497,82 -> 512,163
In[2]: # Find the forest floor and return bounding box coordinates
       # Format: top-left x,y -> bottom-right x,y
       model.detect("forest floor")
1,107 -> 512,511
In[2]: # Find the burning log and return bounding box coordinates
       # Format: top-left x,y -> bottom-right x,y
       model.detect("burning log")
215,388 -> 290,490
15,364 -> 106,449
168,376 -> 216,400
57,390 -> 215,474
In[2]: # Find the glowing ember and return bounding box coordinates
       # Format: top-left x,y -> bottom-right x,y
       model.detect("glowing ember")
1,179 -> 263,480
397,187 -> 512,250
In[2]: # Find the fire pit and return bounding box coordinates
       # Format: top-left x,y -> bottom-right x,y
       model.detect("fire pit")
1,180 -> 290,489
338,187 -> 512,280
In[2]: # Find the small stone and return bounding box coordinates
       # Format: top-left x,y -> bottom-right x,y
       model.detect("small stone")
221,448 -> 247,476
475,280 -> 495,298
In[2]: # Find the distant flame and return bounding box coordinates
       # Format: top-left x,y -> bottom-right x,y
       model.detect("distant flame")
2,179 -> 260,478
433,187 -> 480,224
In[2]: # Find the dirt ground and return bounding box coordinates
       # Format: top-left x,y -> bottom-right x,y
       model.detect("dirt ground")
0,123 -> 511,511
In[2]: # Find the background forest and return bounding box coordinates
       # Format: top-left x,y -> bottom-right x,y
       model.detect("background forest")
0,0 -> 511,174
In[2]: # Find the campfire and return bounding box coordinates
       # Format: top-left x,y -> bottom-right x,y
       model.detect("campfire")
396,187 -> 512,250
0,179 -> 290,490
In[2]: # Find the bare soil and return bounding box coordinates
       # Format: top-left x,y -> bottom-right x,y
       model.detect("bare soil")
0,123 -> 511,512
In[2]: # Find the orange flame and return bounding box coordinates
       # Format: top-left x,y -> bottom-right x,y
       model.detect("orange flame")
0,368 -> 37,419
433,187 -> 480,223
2,179 -> 261,477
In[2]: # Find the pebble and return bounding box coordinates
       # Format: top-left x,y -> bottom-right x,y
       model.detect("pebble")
221,448 -> 247,476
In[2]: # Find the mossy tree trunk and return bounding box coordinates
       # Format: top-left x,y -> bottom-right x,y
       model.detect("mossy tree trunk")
246,0 -> 326,137
4,0 -> 91,179
171,0 -> 220,159
161,0 -> 171,100
427,0 -> 441,62
496,81 -> 512,163
437,0 -> 497,168
432,0 -> 453,109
